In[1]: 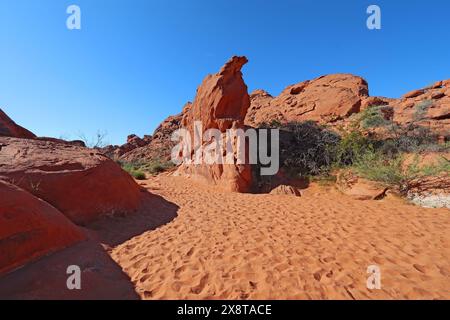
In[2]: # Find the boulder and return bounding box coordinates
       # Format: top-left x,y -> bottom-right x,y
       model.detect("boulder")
0,137 -> 143,225
402,89 -> 425,99
269,185 -> 301,197
0,180 -> 84,275
337,171 -> 388,200
361,96 -> 394,110
0,108 -> 36,139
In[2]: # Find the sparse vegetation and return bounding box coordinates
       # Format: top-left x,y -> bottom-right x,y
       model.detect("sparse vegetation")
140,159 -> 176,175
119,159 -> 175,179
258,102 -> 449,194
414,100 -> 433,121
275,121 -> 341,177
357,105 -> 391,129
77,130 -> 109,148
353,151 -> 449,194
120,162 -> 146,180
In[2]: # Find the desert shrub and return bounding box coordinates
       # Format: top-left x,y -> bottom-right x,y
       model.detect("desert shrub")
353,103 -> 445,154
277,121 -> 341,177
141,159 -> 175,175
77,130 -> 109,148
353,151 -> 450,194
132,171 -> 146,180
414,100 -> 433,121
256,106 -> 448,185
119,159 -> 175,177
120,162 -> 146,180
380,123 -> 446,154
334,130 -> 373,166
358,105 -> 391,129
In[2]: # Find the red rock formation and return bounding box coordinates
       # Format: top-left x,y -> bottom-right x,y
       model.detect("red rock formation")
0,108 -> 36,139
361,96 -> 395,110
176,56 -> 253,192
0,136 -> 143,225
391,81 -> 450,140
0,180 -> 84,275
100,134 -> 152,160
245,74 -> 369,127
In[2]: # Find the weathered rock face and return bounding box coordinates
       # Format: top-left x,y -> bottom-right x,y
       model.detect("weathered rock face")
176,56 -> 253,192
182,57 -> 251,131
0,137 -> 143,225
245,74 -> 369,127
0,108 -> 36,139
391,81 -> 450,141
0,180 -> 84,275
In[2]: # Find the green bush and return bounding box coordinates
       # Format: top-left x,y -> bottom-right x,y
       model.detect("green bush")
334,130 -> 373,166
120,162 -> 147,180
255,111 -> 448,191
119,159 -> 175,178
352,151 -> 450,194
132,171 -> 146,180
414,100 -> 433,121
141,159 -> 175,175
358,105 -> 391,129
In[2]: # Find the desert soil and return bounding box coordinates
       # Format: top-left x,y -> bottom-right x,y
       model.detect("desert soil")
112,175 -> 450,300
1,175 -> 448,300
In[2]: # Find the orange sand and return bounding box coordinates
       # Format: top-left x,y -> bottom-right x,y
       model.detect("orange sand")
0,175 -> 448,300
110,175 -> 450,300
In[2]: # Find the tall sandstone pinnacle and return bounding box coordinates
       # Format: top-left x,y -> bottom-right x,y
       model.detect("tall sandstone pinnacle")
176,56 -> 253,192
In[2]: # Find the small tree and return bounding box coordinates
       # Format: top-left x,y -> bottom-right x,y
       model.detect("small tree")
77,130 -> 109,148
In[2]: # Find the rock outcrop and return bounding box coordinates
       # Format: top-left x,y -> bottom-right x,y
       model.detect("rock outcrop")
0,136 -> 143,225
0,180 -> 84,274
175,56 -> 253,192
245,74 -> 369,127
245,75 -> 450,142
0,108 -> 36,139
100,134 -> 152,160
391,81 -> 450,141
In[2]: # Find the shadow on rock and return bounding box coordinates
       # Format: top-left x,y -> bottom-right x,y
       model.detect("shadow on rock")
0,191 -> 179,300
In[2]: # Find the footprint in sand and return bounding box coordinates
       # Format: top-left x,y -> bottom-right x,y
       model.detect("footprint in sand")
190,274 -> 209,295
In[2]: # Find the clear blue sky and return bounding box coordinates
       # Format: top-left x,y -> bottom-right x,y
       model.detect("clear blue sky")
1,0 -> 449,145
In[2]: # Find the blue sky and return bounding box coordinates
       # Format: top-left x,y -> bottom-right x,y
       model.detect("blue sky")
1,0 -> 449,145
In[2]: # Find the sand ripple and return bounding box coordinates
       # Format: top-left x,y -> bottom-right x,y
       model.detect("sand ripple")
111,176 -> 450,300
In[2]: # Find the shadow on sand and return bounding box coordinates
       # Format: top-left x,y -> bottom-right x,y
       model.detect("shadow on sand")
0,191 -> 179,300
